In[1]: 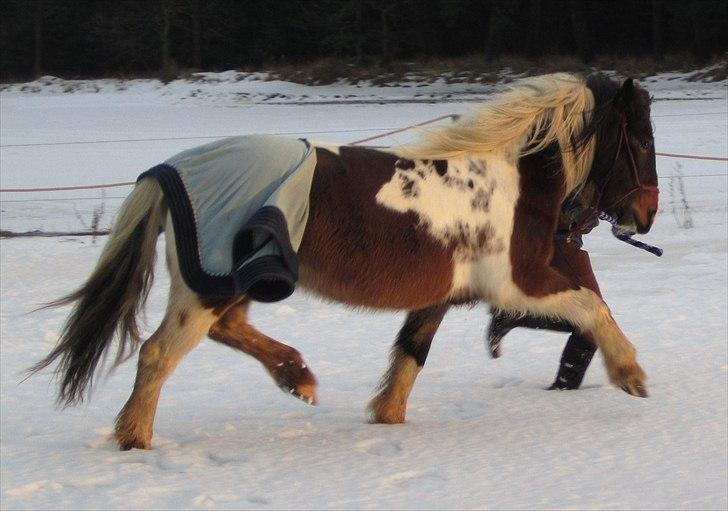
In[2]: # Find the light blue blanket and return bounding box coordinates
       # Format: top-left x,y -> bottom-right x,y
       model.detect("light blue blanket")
139,134 -> 317,301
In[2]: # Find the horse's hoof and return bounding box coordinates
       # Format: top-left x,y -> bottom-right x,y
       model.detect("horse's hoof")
279,383 -> 318,406
272,359 -> 318,405
611,363 -> 648,398
118,438 -> 151,450
620,382 -> 649,398
367,399 -> 406,424
368,411 -> 406,424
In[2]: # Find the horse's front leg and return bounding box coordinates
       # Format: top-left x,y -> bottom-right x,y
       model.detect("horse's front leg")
369,303 -> 450,424
503,267 -> 647,397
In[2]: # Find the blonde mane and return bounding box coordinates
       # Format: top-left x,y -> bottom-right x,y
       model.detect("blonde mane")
399,73 -> 596,195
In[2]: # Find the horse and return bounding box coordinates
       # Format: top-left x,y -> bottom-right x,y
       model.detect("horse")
32,73 -> 658,450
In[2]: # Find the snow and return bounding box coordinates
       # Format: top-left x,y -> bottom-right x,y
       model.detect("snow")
1,72 -> 726,510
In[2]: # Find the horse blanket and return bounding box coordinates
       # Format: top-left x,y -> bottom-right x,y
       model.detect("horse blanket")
139,134 -> 317,302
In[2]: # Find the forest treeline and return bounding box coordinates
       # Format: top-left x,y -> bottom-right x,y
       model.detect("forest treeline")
1,0 -> 726,82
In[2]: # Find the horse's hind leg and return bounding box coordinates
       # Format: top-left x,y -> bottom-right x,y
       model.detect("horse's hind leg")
114,285 -> 217,449
208,301 -> 318,405
114,224 -> 219,450
369,304 -> 450,424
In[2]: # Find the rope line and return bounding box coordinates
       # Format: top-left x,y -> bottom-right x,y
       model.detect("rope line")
0,126 -> 403,149
1,111 -> 724,149
348,114 -> 458,145
0,115 -> 456,193
655,152 -> 728,161
1,113 -> 725,193
0,196 -> 128,203
4,172 -> 726,203
0,182 -> 135,193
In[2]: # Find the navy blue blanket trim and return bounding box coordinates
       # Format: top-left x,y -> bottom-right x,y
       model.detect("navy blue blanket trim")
137,164 -> 298,302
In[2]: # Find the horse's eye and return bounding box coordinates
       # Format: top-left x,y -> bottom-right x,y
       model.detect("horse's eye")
639,139 -> 652,151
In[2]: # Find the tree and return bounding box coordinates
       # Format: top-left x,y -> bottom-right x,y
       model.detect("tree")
652,0 -> 664,61
369,0 -> 400,66
192,0 -> 203,68
569,0 -> 593,62
484,0 -> 509,61
526,0 -> 542,60
33,0 -> 44,77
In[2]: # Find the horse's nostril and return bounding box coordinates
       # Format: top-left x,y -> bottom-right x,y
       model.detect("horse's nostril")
648,208 -> 657,223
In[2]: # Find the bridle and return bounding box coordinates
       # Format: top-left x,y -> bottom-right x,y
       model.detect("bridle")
593,114 -> 659,212
567,112 -> 663,257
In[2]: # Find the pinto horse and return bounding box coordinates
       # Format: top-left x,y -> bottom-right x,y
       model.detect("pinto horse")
33,73 -> 658,450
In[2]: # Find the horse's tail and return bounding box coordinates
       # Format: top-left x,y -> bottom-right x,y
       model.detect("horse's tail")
30,178 -> 166,406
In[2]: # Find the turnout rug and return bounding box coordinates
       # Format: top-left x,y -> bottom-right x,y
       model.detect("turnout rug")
139,134 -> 317,302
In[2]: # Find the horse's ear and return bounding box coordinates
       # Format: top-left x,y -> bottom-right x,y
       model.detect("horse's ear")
617,78 -> 635,105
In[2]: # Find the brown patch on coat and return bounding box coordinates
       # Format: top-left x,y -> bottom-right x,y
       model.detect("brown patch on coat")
442,174 -> 469,190
470,182 -> 495,212
551,241 -> 602,297
433,160 -> 448,176
178,312 -> 188,327
476,224 -> 505,255
395,158 -> 415,170
297,147 -> 455,310
468,160 -> 487,176
510,148 -> 579,297
448,222 -> 505,260
398,174 -> 419,198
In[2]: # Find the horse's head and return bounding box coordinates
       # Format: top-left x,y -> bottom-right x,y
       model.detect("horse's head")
586,76 -> 658,235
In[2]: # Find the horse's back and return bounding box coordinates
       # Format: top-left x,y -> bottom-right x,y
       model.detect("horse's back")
298,146 -> 456,310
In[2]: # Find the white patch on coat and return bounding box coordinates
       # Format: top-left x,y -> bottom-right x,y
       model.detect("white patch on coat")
450,160 -> 519,299
375,153 -> 521,299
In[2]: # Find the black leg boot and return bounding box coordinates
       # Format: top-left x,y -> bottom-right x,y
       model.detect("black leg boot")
549,333 -> 597,390
486,310 -> 520,358
487,309 -> 573,359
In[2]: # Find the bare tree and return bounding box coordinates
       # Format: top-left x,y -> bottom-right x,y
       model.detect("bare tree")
689,0 -> 709,60
569,0 -> 593,62
33,0 -> 44,77
652,0 -> 664,61
369,0 -> 398,66
484,0 -> 507,61
526,0 -> 542,60
161,0 -> 174,73
191,0 -> 201,68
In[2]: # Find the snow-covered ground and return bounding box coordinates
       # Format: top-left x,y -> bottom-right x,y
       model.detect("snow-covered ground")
1,72 -> 726,510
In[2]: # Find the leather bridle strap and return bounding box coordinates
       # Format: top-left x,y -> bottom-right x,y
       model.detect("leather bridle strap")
593,116 -> 659,213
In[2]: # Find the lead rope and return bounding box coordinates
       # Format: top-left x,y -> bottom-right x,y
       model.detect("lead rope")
596,211 -> 663,257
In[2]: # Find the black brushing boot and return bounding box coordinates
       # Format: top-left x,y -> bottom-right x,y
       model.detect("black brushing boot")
549,333 -> 597,390
487,308 -> 572,359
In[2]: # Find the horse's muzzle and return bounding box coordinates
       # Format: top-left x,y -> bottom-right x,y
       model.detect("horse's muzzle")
633,207 -> 657,234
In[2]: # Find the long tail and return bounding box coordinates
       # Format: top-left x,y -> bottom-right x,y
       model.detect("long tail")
30,178 -> 166,406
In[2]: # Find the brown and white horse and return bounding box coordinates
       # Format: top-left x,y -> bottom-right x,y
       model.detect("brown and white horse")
33,73 -> 658,450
